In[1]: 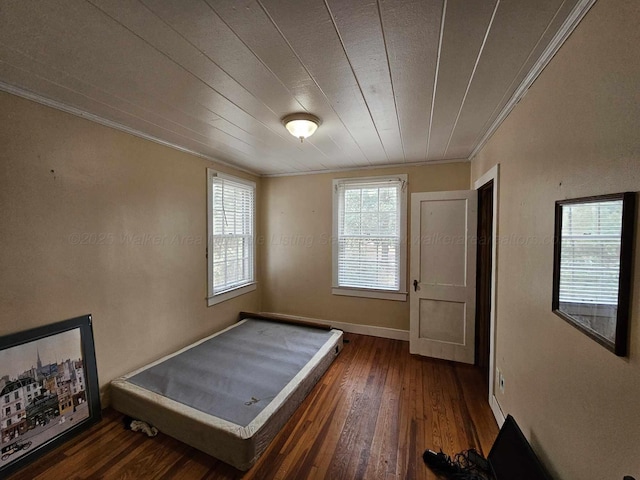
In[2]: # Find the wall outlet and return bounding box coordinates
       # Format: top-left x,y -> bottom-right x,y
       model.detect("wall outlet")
498,370 -> 505,393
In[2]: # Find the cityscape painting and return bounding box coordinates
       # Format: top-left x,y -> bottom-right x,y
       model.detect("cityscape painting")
0,314 -> 100,477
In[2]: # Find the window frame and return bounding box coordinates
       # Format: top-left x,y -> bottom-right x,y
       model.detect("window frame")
331,174 -> 408,301
206,169 -> 257,307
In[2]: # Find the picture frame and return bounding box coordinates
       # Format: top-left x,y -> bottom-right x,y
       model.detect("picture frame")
552,192 -> 636,356
0,314 -> 101,477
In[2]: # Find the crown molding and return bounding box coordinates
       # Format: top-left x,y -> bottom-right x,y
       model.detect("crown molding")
469,0 -> 597,160
0,80 -> 259,177
262,157 -> 469,178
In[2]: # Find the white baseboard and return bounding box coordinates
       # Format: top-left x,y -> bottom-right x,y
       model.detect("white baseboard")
490,394 -> 506,427
259,312 -> 410,341
330,320 -> 410,341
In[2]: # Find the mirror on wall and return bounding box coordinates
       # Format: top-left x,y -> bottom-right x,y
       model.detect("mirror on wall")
552,192 -> 636,356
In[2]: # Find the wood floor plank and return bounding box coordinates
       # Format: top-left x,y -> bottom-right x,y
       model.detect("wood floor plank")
6,334 -> 498,480
370,340 -> 402,479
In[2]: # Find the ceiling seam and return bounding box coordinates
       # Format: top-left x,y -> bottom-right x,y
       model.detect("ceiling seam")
83,0 -> 280,146
0,44 -> 273,163
0,81 -> 265,176
322,0 -> 391,163
442,0 -> 500,159
201,1 -> 311,117
377,0 -> 407,163
200,1 -> 334,170
81,1 -> 279,142
3,15 -> 262,156
425,0 -> 447,161
94,0 -> 304,173
255,0 -> 373,168
137,0 -> 284,120
83,0 -> 303,172
467,0 -> 597,160
468,0 -> 569,151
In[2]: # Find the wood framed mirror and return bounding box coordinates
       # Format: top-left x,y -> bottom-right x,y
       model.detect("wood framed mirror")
552,192 -> 636,356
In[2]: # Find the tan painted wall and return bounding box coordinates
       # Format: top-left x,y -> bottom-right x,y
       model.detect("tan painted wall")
0,91 -> 261,403
471,0 -> 640,478
260,163 -> 470,331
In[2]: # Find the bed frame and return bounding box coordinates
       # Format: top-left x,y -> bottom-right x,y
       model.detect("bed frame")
110,314 -> 343,471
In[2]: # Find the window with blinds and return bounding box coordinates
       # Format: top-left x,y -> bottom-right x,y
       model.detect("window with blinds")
559,199 -> 623,305
207,171 -> 255,304
333,176 -> 407,299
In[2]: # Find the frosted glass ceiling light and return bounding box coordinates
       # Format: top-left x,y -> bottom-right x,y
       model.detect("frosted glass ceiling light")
283,113 -> 321,142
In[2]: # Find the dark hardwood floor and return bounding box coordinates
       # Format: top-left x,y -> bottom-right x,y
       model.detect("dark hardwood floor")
8,333 -> 498,480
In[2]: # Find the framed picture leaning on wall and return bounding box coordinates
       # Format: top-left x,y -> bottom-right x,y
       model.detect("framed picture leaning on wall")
0,314 -> 101,477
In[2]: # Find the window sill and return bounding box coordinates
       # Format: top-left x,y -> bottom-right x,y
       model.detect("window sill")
331,287 -> 407,302
208,282 -> 257,306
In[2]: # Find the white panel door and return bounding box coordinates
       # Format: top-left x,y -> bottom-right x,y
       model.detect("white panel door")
410,190 -> 477,363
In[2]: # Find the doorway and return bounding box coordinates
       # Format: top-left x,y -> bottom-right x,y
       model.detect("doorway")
473,164 -> 502,425
475,179 -> 493,391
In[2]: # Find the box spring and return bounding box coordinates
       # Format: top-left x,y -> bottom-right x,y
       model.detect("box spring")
110,317 -> 343,471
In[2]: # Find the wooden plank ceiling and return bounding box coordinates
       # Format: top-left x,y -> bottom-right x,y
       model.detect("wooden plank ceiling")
0,0 -> 584,175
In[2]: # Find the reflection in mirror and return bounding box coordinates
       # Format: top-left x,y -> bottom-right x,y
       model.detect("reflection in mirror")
558,199 -> 622,342
552,193 -> 635,356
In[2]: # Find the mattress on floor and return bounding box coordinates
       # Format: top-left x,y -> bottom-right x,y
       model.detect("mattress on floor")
110,317 -> 343,471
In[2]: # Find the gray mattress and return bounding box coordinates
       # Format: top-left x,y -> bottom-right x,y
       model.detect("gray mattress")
110,318 -> 343,470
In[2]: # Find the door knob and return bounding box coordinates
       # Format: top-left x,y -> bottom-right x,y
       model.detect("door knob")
413,279 -> 418,292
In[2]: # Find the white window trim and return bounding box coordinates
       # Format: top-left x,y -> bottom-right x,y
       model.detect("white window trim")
332,174 -> 408,301
331,286 -> 407,301
208,282 -> 257,306
206,169 -> 257,307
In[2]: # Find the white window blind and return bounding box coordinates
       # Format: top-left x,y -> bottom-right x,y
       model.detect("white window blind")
210,174 -> 255,296
559,200 -> 623,305
336,178 -> 404,291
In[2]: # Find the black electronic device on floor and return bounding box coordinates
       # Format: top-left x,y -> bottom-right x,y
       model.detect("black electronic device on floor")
423,414 -> 553,480
487,414 -> 552,480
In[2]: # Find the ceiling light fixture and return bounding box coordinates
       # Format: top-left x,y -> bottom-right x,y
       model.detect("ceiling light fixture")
282,113 -> 321,142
